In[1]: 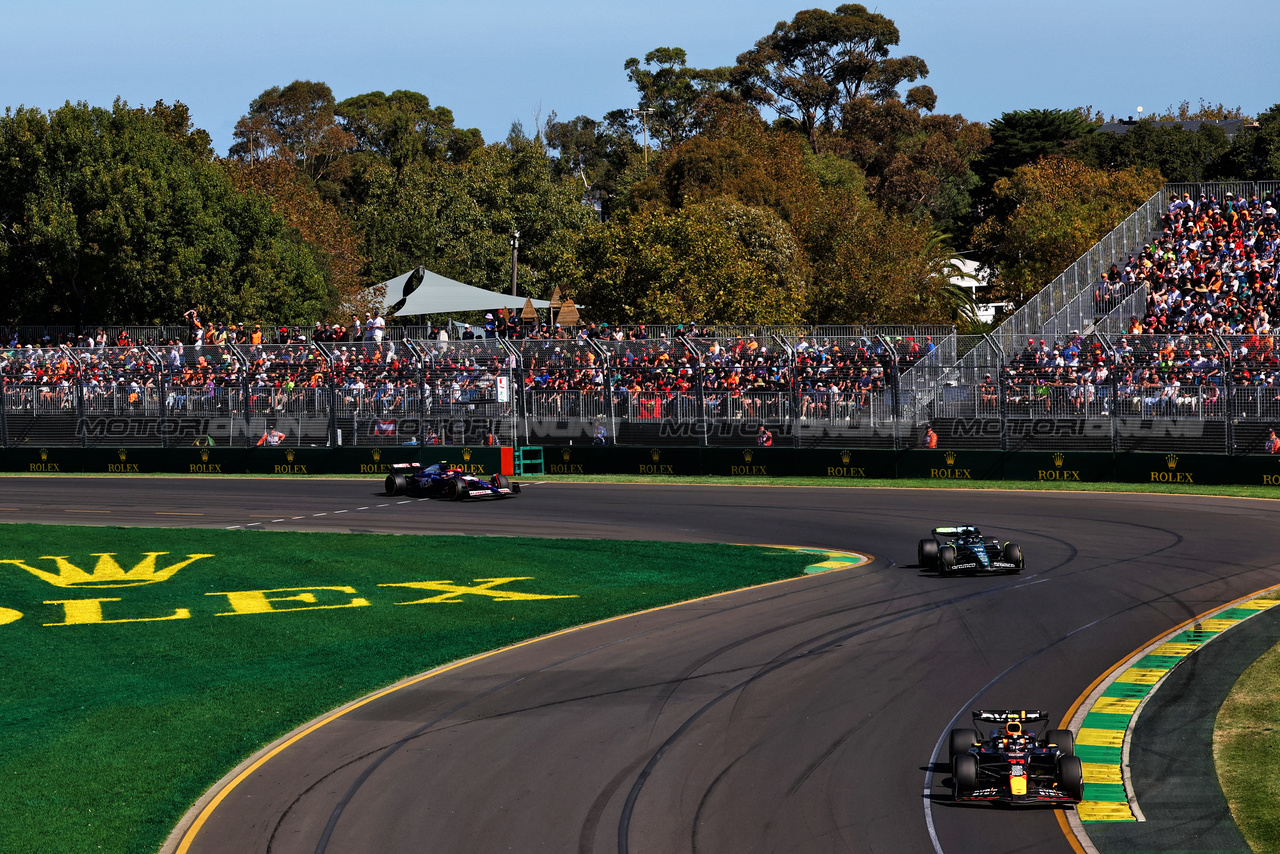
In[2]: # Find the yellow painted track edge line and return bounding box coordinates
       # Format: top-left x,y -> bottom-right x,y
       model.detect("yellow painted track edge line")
1057,580 -> 1280,854
164,546 -> 872,854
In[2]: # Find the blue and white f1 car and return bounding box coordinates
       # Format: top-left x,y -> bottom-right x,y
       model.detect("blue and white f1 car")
383,462 -> 520,500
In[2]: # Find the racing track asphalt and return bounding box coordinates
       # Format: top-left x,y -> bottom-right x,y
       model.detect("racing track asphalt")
3,477 -> 1278,854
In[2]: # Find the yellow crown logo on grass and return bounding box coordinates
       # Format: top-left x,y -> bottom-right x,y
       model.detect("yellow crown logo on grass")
463,447 -> 473,461
117,448 -> 127,462
199,448 -> 210,462
944,451 -> 957,465
0,552 -> 214,588
561,448 -> 572,462
1053,453 -> 1065,467
651,448 -> 661,462
1166,454 -> 1178,469
743,449 -> 754,462
286,448 -> 295,462
40,448 -> 48,461
840,450 -> 851,464
371,448 -> 381,462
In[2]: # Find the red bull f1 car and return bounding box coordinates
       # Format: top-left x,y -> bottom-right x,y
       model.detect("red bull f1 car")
949,710 -> 1083,805
918,525 -> 1023,575
383,462 -> 520,500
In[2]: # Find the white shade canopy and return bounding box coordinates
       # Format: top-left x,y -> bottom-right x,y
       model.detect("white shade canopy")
375,267 -> 551,317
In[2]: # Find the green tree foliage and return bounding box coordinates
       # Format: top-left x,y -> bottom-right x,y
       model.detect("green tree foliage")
972,156 -> 1163,302
230,81 -> 356,188
1151,99 -> 1249,122
622,112 -> 963,324
735,3 -> 930,152
623,47 -> 735,148
554,198 -> 808,324
335,89 -> 482,171
837,97 -> 989,230
225,159 -> 368,315
1077,120 -> 1232,182
977,109 -> 1097,188
0,100 -> 334,325
350,134 -> 595,297
1210,104 -> 1280,181
544,112 -> 642,214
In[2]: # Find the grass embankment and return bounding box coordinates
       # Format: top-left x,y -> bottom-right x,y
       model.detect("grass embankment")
1216,642 -> 1280,853
6,470 -> 1280,500
0,524 -> 815,854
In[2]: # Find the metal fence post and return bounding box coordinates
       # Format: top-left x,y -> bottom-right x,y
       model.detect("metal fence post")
695,363 -> 708,447
0,378 -> 7,449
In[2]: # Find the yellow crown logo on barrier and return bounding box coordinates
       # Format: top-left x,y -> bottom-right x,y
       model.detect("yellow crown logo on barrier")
371,449 -> 381,462
286,448 -> 295,462
743,449 -> 754,462
651,449 -> 661,462
200,448 -> 210,462
117,448 -> 127,462
840,450 -> 851,464
562,448 -> 572,462
463,447 -> 472,461
0,552 -> 214,588
1166,454 -> 1178,469
944,451 -> 957,465
1053,453 -> 1064,467
40,449 -> 48,461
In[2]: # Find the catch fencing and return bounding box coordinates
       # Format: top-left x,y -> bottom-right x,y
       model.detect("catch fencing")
4,331 -> 1279,455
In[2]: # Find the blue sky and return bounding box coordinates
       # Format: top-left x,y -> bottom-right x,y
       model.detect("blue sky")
3,0 -> 1275,154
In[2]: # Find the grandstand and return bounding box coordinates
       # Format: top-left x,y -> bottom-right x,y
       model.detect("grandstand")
2,182 -> 1277,455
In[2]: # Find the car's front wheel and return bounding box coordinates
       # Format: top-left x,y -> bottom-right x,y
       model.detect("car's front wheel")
1045,728 -> 1075,757
1057,755 -> 1084,801
952,753 -> 978,798
918,538 -> 938,567
491,473 -> 511,491
937,545 -> 956,575
949,728 -> 981,760
385,474 -> 407,497
1003,543 -> 1023,572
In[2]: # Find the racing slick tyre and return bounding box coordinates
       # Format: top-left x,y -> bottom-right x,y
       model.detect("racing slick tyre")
491,474 -> 511,491
1003,543 -> 1023,572
450,479 -> 468,501
385,474 -> 407,497
918,539 -> 938,568
949,728 -> 981,760
1045,728 -> 1075,757
1057,755 -> 1084,801
937,545 -> 956,575
951,753 -> 978,799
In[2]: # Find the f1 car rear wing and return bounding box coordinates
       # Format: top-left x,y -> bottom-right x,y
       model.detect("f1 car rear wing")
934,525 -> 980,537
972,709 -> 1049,724
389,463 -> 422,471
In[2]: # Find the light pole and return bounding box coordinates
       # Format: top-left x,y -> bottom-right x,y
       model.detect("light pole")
509,229 -> 520,296
631,108 -> 655,166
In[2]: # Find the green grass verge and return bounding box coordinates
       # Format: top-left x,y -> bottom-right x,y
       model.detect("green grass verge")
6,470 -> 1280,500
1215,640 -> 1280,853
0,524 -> 815,854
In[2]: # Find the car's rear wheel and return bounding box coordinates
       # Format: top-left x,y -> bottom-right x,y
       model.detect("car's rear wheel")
450,478 -> 468,501
937,545 -> 956,575
952,753 -> 978,798
918,539 -> 938,567
491,473 -> 511,491
1003,543 -> 1023,572
1045,728 -> 1075,757
949,728 -> 981,760
385,474 -> 406,496
1057,755 -> 1084,801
